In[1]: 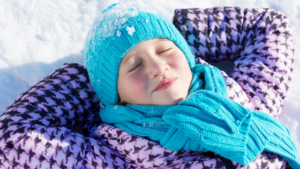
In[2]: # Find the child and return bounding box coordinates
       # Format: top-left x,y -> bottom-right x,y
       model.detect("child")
0,2 -> 298,169
84,2 -> 300,168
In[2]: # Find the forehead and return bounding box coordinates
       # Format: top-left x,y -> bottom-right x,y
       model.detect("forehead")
120,38 -> 171,67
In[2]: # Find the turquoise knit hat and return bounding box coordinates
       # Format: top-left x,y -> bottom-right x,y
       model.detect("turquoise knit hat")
84,2 -> 195,106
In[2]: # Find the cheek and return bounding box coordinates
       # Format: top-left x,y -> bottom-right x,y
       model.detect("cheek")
171,53 -> 189,70
170,52 -> 192,84
125,76 -> 148,99
131,77 -> 145,90
172,57 -> 182,68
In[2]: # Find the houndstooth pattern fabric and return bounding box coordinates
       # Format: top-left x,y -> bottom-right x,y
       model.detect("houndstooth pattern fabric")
173,7 -> 294,118
0,7 -> 294,169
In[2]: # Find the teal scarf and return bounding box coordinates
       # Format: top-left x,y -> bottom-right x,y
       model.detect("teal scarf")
100,64 -> 300,168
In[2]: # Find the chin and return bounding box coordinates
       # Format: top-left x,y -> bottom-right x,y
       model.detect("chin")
162,98 -> 184,105
173,98 -> 184,104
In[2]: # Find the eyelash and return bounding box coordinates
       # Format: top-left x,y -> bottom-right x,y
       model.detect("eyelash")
129,63 -> 141,72
129,48 -> 172,72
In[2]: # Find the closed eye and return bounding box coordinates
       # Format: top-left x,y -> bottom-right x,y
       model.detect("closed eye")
128,48 -> 172,72
129,63 -> 141,72
158,48 -> 172,55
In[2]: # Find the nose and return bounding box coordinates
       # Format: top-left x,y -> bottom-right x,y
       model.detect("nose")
147,55 -> 168,79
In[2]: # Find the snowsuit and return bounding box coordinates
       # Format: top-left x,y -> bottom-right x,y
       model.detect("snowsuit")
0,7 -> 295,169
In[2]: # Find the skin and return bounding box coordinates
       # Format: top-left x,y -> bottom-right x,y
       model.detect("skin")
117,38 -> 193,105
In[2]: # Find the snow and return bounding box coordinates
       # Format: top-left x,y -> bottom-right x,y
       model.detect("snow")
117,30 -> 121,37
0,0 -> 299,157
126,26 -> 135,36
85,1 -> 158,46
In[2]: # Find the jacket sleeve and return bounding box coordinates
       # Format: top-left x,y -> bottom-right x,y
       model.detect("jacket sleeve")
173,7 -> 295,118
0,63 -> 127,168
92,121 -> 289,169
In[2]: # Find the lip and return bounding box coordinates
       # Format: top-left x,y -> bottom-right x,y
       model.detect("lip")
153,77 -> 177,92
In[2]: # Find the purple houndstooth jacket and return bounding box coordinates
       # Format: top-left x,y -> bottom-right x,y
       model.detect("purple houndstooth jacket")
0,7 -> 294,169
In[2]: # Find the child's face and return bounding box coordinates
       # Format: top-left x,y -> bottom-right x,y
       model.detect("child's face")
118,38 -> 192,105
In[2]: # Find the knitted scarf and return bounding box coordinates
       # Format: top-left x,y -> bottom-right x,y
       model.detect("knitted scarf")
100,64 -> 300,168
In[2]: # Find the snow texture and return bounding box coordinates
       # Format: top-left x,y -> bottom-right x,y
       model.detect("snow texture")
126,26 -> 135,36
0,0 -> 299,157
85,1 -> 158,49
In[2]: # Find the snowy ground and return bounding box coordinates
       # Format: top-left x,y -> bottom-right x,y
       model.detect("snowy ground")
0,0 -> 299,156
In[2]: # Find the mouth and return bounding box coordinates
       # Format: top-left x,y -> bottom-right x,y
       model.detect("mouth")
153,77 -> 177,92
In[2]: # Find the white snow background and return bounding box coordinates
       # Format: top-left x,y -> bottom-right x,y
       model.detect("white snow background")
0,0 -> 299,157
